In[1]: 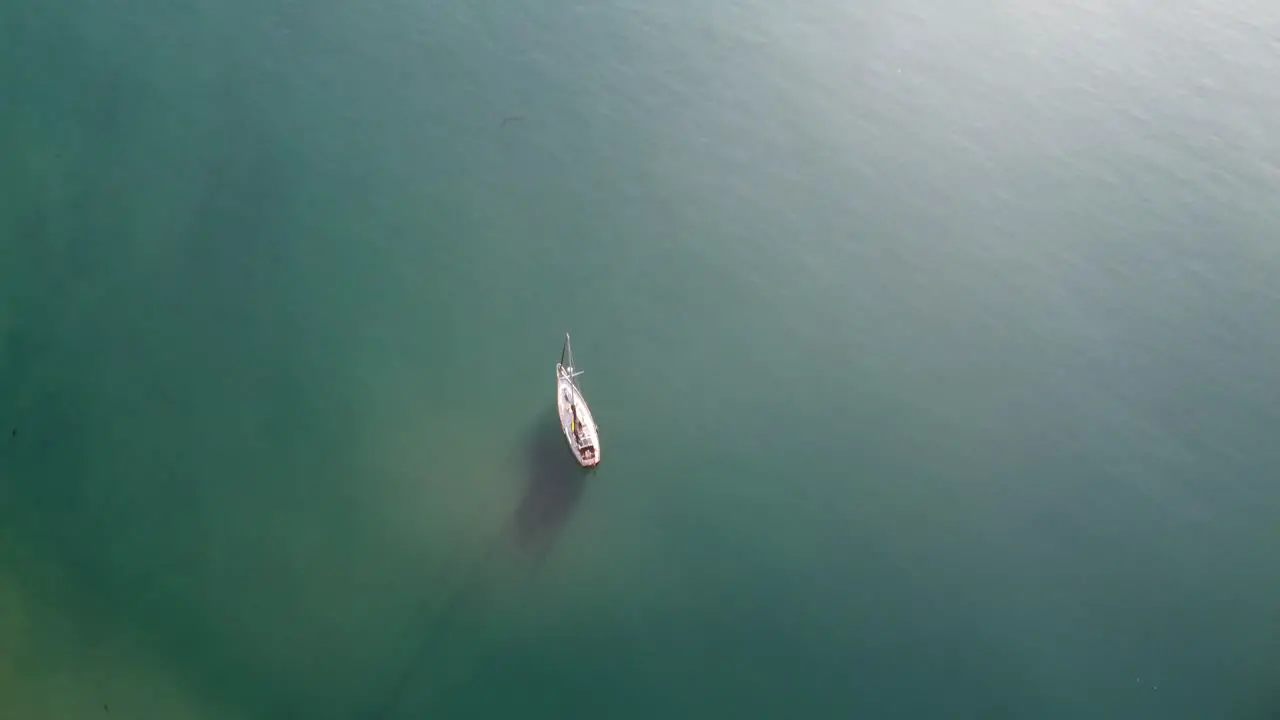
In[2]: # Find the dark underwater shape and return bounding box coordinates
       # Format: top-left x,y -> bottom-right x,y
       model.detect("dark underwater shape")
510,411 -> 589,558
362,412 -> 590,719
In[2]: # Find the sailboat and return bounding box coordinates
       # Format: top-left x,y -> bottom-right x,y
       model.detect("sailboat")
556,333 -> 601,467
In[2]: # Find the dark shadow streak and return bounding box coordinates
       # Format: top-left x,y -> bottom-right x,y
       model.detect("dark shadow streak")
510,413 -> 590,562
362,412 -> 590,719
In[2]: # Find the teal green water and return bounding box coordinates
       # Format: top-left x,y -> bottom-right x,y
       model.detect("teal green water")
4,1 -> 1280,718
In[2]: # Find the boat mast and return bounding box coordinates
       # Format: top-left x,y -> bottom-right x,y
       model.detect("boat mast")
561,333 -> 585,440
560,333 -> 582,383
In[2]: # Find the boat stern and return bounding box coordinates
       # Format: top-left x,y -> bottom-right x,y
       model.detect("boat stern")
577,444 -> 600,467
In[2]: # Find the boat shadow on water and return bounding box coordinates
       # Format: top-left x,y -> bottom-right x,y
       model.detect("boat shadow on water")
509,411 -> 590,561
362,412 -> 590,719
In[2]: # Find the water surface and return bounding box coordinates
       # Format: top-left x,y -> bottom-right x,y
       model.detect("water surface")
2,1 -> 1279,718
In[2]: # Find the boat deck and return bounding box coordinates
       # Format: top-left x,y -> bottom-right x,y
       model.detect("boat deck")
557,372 -> 600,467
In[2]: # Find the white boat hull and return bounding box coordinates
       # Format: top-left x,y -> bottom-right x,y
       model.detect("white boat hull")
556,367 -> 600,467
